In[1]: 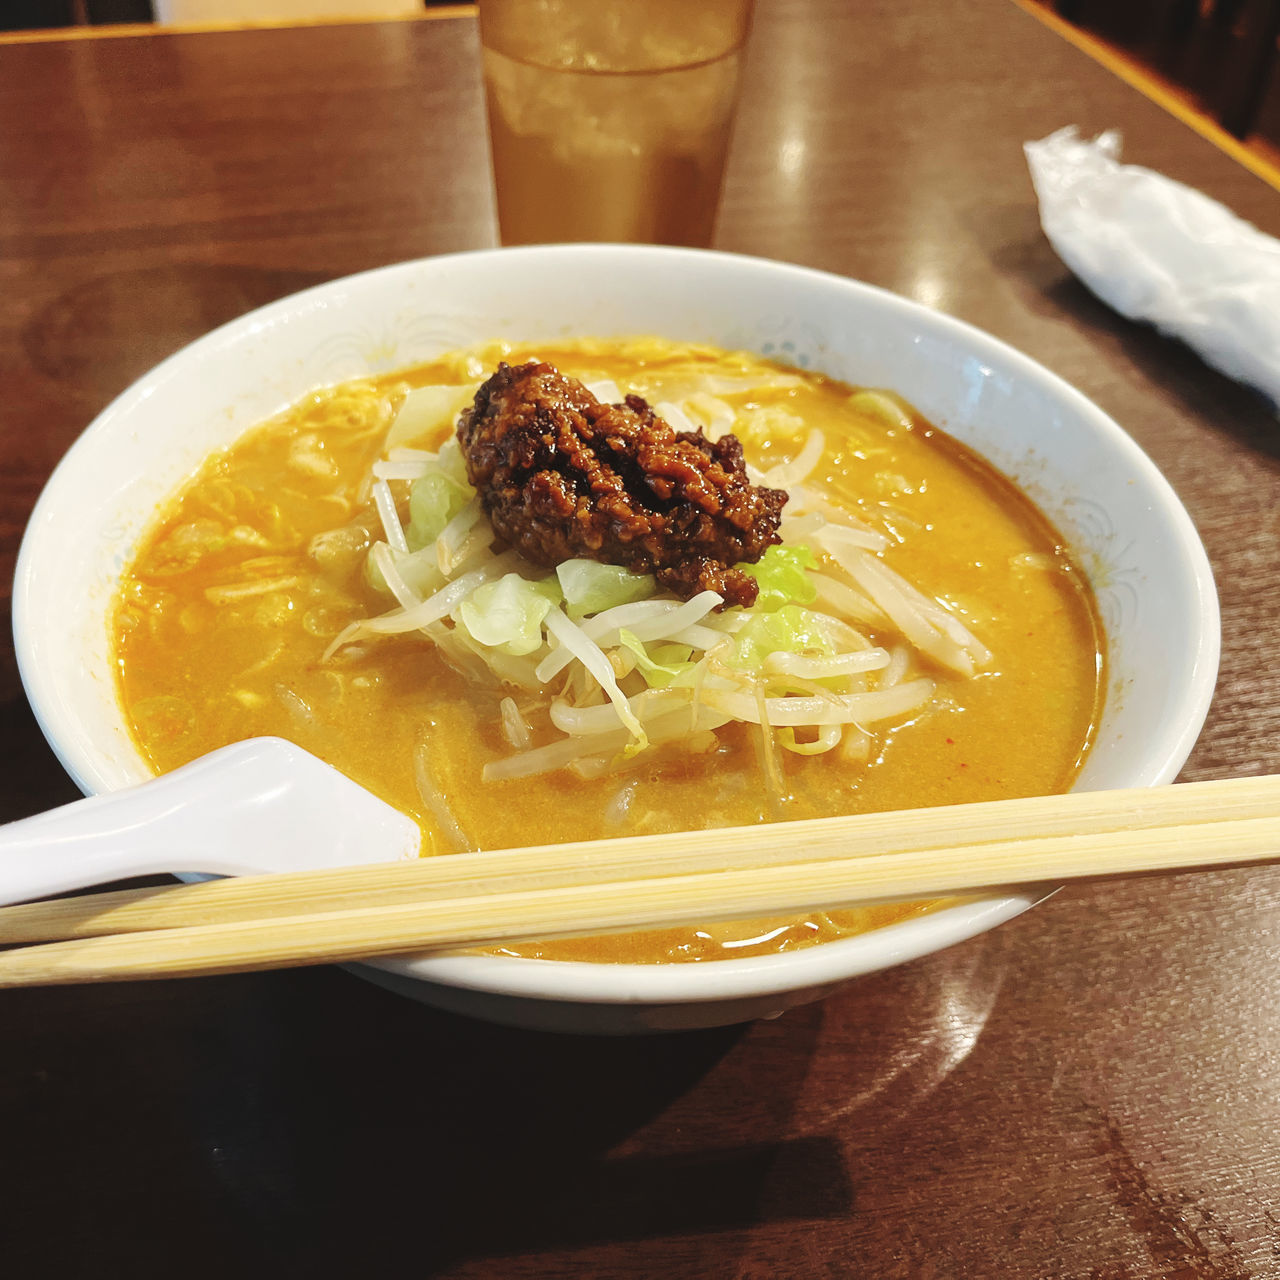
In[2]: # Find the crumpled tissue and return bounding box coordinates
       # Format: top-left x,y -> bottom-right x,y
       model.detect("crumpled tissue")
1024,124 -> 1280,408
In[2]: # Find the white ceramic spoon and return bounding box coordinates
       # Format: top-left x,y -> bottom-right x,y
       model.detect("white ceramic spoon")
0,738 -> 422,907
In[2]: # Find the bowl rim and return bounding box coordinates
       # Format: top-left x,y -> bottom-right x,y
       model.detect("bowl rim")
13,243 -> 1221,1006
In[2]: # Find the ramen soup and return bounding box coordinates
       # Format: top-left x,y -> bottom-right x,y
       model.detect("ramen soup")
112,338 -> 1104,963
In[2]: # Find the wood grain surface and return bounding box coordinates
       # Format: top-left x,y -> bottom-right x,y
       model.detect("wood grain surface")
1,2 -> 1278,1276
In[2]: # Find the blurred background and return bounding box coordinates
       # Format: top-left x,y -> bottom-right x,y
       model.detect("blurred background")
2,1 -> 454,29
1023,0 -> 1280,159
16,1 -> 1278,177
9,0 -> 1280,154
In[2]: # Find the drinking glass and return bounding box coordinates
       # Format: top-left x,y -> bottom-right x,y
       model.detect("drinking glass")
478,0 -> 755,247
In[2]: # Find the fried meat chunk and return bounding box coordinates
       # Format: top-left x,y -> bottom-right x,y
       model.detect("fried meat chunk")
456,362 -> 787,608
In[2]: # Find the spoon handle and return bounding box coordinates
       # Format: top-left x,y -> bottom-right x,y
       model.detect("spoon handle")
0,739 -> 420,907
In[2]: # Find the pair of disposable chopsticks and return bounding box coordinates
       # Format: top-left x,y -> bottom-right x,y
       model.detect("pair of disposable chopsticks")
0,774 -> 1277,987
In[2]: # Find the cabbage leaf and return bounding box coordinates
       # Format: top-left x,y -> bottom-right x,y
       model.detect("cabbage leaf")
454,573 -> 562,656
739,545 -> 818,612
407,469 -> 474,551
618,631 -> 696,688
556,559 -> 656,618
733,604 -> 836,670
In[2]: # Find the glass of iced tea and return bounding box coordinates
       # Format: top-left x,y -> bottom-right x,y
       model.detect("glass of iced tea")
478,0 -> 755,247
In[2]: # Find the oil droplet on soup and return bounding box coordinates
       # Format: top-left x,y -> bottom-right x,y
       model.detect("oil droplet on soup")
112,338 -> 1104,963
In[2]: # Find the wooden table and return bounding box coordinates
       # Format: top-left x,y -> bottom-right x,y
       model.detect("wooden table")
3,3 -> 1279,1275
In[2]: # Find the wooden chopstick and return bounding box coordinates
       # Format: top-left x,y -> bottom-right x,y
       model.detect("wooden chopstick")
0,775 -> 1276,987
2,774 -> 1277,946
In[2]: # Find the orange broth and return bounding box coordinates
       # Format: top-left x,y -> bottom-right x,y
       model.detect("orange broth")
111,339 -> 1104,963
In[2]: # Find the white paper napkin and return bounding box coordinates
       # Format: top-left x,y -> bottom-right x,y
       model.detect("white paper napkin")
1024,125 -> 1280,408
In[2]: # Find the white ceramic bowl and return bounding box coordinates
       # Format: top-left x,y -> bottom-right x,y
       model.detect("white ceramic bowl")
14,245 -> 1219,1034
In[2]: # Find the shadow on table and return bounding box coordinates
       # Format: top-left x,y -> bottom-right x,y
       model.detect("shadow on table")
209,978 -> 844,1274
0,655 -> 86,823
0,960 -> 844,1277
0,924 -> 1013,1278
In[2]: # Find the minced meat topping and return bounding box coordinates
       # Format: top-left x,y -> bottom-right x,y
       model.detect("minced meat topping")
456,361 -> 788,609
